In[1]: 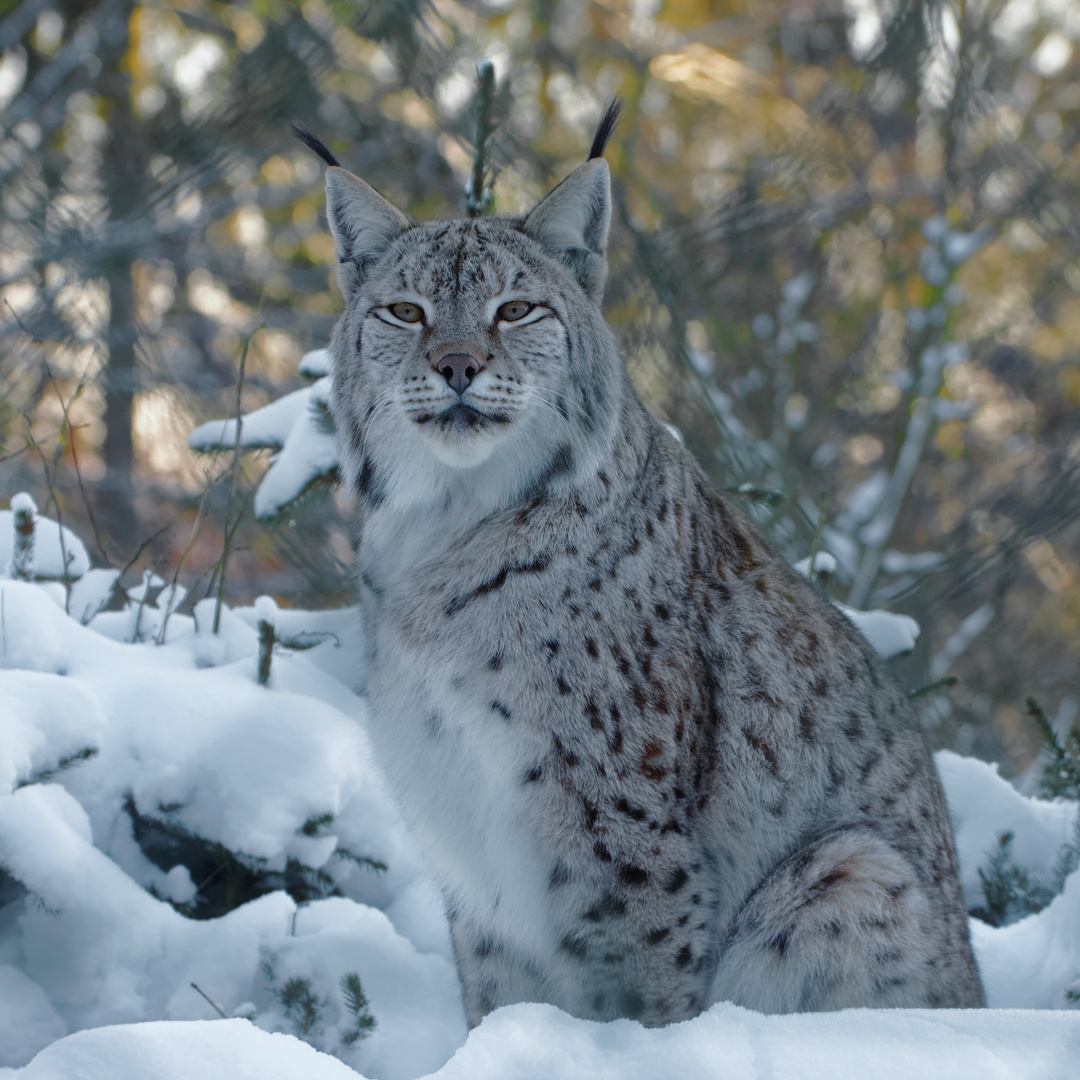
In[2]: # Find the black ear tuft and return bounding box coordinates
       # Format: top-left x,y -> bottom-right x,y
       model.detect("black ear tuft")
588,99 -> 623,160
290,121 -> 341,168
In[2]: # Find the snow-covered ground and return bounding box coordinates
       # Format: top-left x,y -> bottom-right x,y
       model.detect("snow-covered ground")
2,509 -> 1078,1079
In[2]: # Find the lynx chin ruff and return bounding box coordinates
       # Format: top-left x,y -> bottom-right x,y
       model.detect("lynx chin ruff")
305,104 -> 984,1027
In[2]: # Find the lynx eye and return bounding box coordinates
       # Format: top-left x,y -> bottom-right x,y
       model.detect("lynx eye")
497,300 -> 533,322
389,302 -> 423,324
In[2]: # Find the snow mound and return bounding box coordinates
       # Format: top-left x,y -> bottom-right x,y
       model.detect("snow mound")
11,1002 -> 1080,1080
12,1019 -> 359,1080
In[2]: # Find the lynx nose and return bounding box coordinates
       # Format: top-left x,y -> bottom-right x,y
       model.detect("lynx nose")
436,353 -> 482,395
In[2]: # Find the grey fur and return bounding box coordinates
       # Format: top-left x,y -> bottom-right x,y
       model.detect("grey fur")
324,149 -> 984,1027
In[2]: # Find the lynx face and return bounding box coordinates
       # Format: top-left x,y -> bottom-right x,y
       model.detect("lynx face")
353,222 -> 576,470
325,161 -> 622,512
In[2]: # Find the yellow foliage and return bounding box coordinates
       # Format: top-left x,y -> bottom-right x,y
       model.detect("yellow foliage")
648,43 -> 810,143
1029,326 -> 1066,362
651,44 -> 772,102
934,420 -> 966,460
1060,366 -> 1080,405
224,5 -> 265,51
1056,298 -> 1080,344
303,233 -> 335,265
657,0 -> 720,31
380,91 -> 436,130
261,157 -> 294,185
1025,539 -> 1076,595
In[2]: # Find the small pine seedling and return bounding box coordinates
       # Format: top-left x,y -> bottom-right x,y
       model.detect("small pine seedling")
974,831 -> 1058,927
302,813 -> 335,836
10,492 -> 36,580
340,972 -> 376,1045
281,977 -> 322,1037
1027,696 -> 1080,800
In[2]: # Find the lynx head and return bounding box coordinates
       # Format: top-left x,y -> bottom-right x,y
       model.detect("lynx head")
305,104 -> 627,513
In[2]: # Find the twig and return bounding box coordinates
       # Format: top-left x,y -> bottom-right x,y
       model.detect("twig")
721,485 -> 784,505
22,422 -> 71,602
190,982 -> 229,1020
909,675 -> 958,700
847,389 -> 939,608
155,476 -> 212,646
130,568 -> 161,644
213,326 -> 260,634
465,59 -> 497,218
119,511 -> 187,578
257,617 -> 275,686
0,442 -> 30,465
807,492 -> 826,583
5,299 -> 111,566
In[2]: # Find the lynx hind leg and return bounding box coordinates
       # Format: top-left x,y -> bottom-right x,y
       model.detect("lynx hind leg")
712,830 -> 955,1014
448,908 -> 557,1028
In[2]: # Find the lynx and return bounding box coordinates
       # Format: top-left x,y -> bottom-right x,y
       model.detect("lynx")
298,104 -> 984,1028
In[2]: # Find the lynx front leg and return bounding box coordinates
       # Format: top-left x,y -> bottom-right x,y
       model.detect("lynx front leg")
711,829 -> 984,1013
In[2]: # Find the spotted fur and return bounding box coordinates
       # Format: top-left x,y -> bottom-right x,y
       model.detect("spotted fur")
320,119 -> 984,1027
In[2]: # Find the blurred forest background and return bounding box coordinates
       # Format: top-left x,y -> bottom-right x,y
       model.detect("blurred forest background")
2,0 -> 1079,776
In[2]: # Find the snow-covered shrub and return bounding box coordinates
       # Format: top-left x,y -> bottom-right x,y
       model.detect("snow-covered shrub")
0,512 -> 466,1076
965,698 -> 1080,934
187,349 -> 338,523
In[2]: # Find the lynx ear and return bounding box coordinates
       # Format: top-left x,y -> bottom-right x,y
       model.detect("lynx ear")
522,158 -> 611,303
325,167 -> 411,296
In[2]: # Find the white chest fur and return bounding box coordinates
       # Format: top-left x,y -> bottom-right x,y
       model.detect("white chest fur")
359,504 -> 556,954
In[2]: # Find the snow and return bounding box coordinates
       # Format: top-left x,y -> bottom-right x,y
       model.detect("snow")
834,470 -> 887,532
8,493 -> 36,516
920,215 -> 947,243
2,558 -> 1079,1079
10,1020 -> 359,1080
7,1002 -> 1079,1080
0,965 -> 67,1067
427,1004 -> 1080,1080
254,594 -> 279,629
835,602 -> 920,658
972,870 -> 1080,1011
791,551 -> 837,578
300,348 -> 333,378
66,568 -> 120,624
188,388 -> 311,452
